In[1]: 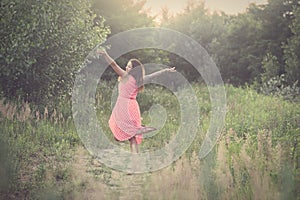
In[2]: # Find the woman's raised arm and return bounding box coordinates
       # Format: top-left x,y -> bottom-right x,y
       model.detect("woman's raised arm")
144,67 -> 176,83
97,49 -> 126,77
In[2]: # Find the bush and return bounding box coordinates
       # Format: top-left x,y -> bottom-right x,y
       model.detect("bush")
0,0 -> 109,106
259,74 -> 300,101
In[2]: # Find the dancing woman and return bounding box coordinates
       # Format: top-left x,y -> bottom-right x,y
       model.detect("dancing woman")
97,49 -> 175,153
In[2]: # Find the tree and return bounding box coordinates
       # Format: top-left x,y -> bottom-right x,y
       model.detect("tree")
248,0 -> 298,70
0,0 -> 110,105
261,53 -> 281,83
284,6 -> 300,85
211,0 -> 299,85
211,13 -> 264,85
91,0 -> 155,35
163,1 -> 207,36
91,0 -> 166,81
161,1 -> 228,82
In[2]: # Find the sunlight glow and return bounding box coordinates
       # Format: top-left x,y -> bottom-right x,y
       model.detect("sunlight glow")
142,0 -> 267,17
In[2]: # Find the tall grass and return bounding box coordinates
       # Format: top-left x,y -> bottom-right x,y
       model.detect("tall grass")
93,82 -> 299,199
1,82 -> 299,199
0,101 -> 79,199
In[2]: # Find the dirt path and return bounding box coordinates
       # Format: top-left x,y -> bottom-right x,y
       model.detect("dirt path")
68,146 -> 149,200
67,146 -> 107,199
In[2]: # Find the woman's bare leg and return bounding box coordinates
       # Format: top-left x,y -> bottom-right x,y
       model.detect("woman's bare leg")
129,137 -> 139,153
129,138 -> 134,152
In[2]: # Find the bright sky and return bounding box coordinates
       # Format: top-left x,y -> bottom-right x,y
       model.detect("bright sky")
142,0 -> 268,17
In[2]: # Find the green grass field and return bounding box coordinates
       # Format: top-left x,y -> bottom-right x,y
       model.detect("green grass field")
1,83 -> 299,199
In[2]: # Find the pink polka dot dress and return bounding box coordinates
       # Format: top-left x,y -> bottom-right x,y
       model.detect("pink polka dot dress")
109,75 -> 143,144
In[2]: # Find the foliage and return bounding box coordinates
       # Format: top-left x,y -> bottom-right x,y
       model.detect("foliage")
91,0 -> 155,35
0,105 -> 79,199
1,0 -> 300,198
91,0 -> 169,81
284,6 -> 300,85
160,0 -> 300,88
2,0 -> 299,105
250,0 -> 296,65
259,74 -> 300,101
161,2 -> 228,82
0,0 -> 109,106
260,52 -> 281,83
1,82 -> 300,198
95,82 -> 300,199
210,13 -> 264,85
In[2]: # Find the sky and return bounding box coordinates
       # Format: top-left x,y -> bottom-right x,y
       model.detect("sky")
142,0 -> 268,17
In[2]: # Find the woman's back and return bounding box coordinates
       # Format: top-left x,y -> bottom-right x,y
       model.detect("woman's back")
118,75 -> 138,100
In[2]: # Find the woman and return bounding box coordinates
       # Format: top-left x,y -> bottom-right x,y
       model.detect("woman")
97,49 -> 175,153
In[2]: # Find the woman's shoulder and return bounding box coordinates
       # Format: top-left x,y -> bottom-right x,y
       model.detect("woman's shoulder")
119,73 -> 136,83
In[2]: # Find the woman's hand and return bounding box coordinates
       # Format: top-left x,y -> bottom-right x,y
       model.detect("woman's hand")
96,47 -> 108,57
165,67 -> 176,72
96,47 -> 126,77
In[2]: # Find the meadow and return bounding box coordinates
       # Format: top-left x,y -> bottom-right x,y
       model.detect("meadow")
0,83 -> 299,200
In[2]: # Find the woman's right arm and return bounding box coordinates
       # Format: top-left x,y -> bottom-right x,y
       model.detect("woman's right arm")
97,49 -> 126,77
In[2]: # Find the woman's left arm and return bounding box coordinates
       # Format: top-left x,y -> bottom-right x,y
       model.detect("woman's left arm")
144,67 -> 176,83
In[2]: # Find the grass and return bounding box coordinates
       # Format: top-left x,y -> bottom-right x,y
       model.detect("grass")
0,83 -> 299,199
0,102 -> 80,199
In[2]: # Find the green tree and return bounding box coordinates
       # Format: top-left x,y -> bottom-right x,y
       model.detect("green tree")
211,0 -> 299,85
211,13 -> 264,85
284,7 -> 300,85
161,1 -> 227,82
261,53 -> 281,83
248,0 -> 299,70
92,0 -> 154,35
91,0 -> 165,81
162,0 -> 204,35
0,0 -> 109,105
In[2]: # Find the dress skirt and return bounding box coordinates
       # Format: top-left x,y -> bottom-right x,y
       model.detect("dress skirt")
108,75 -> 143,144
